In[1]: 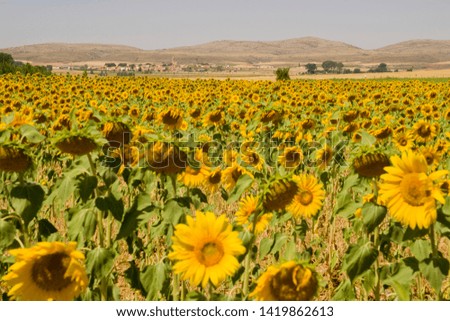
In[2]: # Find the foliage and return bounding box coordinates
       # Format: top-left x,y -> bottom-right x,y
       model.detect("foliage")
275,67 -> 290,80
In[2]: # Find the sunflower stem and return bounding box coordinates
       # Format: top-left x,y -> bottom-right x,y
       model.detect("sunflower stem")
105,212 -> 112,248
373,227 -> 381,301
429,224 -> 438,258
242,249 -> 251,299
172,273 -> 180,301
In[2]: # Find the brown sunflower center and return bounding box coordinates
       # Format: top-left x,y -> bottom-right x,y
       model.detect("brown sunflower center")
417,125 -> 431,137
287,151 -> 301,163
197,241 -> 224,267
209,172 -> 222,184
162,112 -> 181,125
400,173 -> 432,206
209,112 -> 222,123
298,190 -> 313,206
31,253 -> 72,292
399,138 -> 408,146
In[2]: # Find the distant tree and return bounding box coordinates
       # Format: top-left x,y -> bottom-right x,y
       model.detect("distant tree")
322,60 -> 337,73
118,63 -> 127,67
353,68 -> 361,73
376,63 -> 388,72
105,63 -> 116,68
275,67 -> 290,80
0,52 -> 14,65
305,63 -> 317,74
336,62 -> 344,73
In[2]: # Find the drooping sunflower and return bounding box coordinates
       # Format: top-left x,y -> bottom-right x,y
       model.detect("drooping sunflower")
102,121 -> 131,148
157,107 -> 187,131
2,242 -> 88,301
379,151 -> 448,229
287,174 -> 325,219
278,146 -> 303,169
250,261 -> 318,301
419,145 -> 441,168
178,165 -> 210,188
145,141 -> 187,175
0,145 -> 32,173
168,211 -> 246,288
262,177 -> 299,212
352,152 -> 390,178
55,135 -> 98,156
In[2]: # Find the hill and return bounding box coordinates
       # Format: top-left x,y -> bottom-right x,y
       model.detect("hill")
2,37 -> 450,68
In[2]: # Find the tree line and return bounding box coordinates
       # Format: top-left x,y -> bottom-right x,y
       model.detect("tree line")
0,52 -> 52,76
304,60 -> 389,74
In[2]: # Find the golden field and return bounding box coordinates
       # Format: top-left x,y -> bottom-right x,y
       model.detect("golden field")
0,73 -> 450,301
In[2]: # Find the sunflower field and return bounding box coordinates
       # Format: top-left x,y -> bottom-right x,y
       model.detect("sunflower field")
0,73 -> 450,301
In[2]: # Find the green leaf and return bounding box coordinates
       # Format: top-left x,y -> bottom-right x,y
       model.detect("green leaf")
360,131 -> 376,146
86,247 -> 115,279
382,262 -> 414,301
419,255 -> 449,295
227,174 -> 253,204
342,173 -> 360,191
163,199 -> 185,226
283,241 -> 297,261
67,207 -> 97,244
95,194 -> 124,221
270,232 -> 288,255
0,220 -> 16,250
20,124 -> 46,144
410,239 -> 432,261
259,237 -> 274,260
116,194 -> 156,240
140,262 -> 167,300
10,183 -> 45,226
343,240 -> 378,282
37,219 -> 58,239
77,175 -> 98,203
332,278 -> 355,300
362,202 -> 387,233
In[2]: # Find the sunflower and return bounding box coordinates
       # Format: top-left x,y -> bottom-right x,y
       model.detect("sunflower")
250,261 -> 318,301
241,149 -> 264,171
221,164 -> 254,191
0,145 -> 32,173
352,152 -> 390,178
393,131 -> 414,152
419,145 -> 441,168
2,242 -> 88,301
262,177 -> 299,212
287,174 -> 325,219
235,195 -> 272,235
178,165 -> 210,188
55,135 -> 98,156
316,145 -> 333,169
223,149 -> 238,167
157,107 -> 187,131
203,110 -> 225,127
145,141 -> 187,175
278,146 -> 303,169
202,168 -> 222,194
102,121 -> 131,148
168,211 -> 246,288
379,151 -> 448,229
412,120 -> 437,143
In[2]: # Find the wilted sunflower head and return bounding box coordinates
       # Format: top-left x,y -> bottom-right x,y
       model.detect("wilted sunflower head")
262,177 -> 299,212
145,141 -> 187,175
250,261 -> 318,301
0,145 -> 32,173
55,135 -> 98,156
352,151 -> 391,178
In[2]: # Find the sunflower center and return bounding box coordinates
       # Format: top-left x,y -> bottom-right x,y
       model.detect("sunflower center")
399,138 -> 407,146
197,241 -> 224,267
209,112 -> 222,122
162,113 -> 180,125
298,190 -> 313,206
418,125 -> 431,137
209,172 -> 221,184
270,264 -> 317,301
287,151 -> 301,162
31,253 -> 72,292
399,173 -> 431,206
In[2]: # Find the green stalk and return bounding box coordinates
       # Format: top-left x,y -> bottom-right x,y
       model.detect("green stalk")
373,227 -> 381,301
172,273 -> 180,301
429,224 -> 438,258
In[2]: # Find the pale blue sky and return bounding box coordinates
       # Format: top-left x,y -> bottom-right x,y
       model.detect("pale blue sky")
1,0 -> 449,50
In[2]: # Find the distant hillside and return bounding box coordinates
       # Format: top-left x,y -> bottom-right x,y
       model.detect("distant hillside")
2,37 -> 450,68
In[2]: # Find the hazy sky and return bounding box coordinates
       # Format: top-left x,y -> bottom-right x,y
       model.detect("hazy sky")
1,0 -> 449,50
